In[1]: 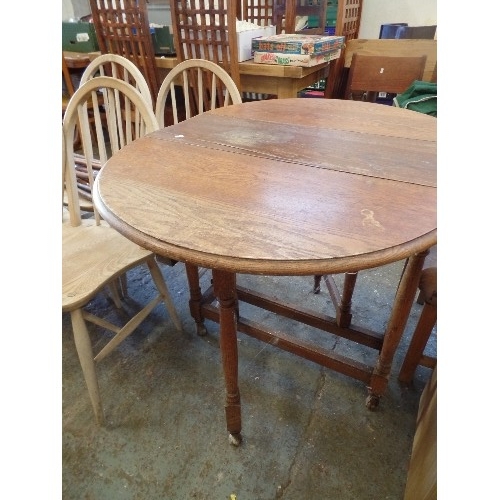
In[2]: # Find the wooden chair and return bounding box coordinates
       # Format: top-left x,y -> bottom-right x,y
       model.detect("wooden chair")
80,53 -> 153,107
323,0 -> 364,99
240,0 -> 284,31
63,53 -> 99,213
399,266 -> 437,384
62,53 -> 75,117
66,54 -> 154,213
240,0 -> 327,36
344,53 -> 427,101
154,56 -> 243,335
169,0 -> 241,91
62,76 -> 182,424
314,53 -> 427,328
325,38 -> 437,99
155,58 -> 242,127
89,0 -> 161,107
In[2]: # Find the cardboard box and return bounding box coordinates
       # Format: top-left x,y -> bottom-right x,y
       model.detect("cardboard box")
236,26 -> 276,61
62,21 -> 99,53
253,48 -> 341,67
251,34 -> 344,55
203,25 -> 275,62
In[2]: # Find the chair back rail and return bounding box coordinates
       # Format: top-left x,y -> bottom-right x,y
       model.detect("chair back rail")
323,0 -> 363,99
80,53 -> 153,107
63,76 -> 159,226
155,59 -> 242,127
89,0 -> 161,105
169,0 -> 241,91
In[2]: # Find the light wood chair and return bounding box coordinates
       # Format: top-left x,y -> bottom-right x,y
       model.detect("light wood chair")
155,58 -> 242,127
63,53 -> 97,213
154,57 -> 242,335
71,54 -> 154,212
89,0 -> 161,107
62,76 -> 182,425
80,53 -> 153,107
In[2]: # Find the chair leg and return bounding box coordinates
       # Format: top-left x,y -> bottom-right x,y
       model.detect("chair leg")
119,273 -> 128,297
398,301 -> 437,384
313,274 -> 322,294
70,308 -> 105,425
107,280 -> 123,308
146,257 -> 183,332
184,263 -> 208,336
320,272 -> 358,328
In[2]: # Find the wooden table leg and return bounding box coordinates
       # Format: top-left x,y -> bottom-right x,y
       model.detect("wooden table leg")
212,269 -> 242,445
184,263 -> 207,336
366,250 -> 428,409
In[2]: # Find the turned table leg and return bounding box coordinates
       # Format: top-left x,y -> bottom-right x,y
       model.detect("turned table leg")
212,269 -> 242,445
366,250 -> 428,409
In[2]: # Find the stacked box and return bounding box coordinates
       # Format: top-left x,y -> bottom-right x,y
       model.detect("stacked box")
237,25 -> 276,61
251,34 -> 344,56
62,21 -> 99,53
253,48 -> 341,67
151,26 -> 176,55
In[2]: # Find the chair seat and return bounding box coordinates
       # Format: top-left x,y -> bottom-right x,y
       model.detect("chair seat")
62,219 -> 152,311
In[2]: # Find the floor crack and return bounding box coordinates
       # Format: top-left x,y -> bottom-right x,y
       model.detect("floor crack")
276,367 -> 328,499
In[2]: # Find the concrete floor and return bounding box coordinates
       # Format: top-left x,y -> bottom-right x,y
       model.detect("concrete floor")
62,258 -> 436,499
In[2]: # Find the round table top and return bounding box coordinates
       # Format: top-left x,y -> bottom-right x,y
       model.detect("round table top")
94,98 -> 437,275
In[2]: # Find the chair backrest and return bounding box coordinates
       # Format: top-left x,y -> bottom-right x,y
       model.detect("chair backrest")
79,53 -> 153,108
89,0 -> 161,106
322,0 -> 364,99
343,39 -> 437,83
239,0 -> 286,33
155,58 -> 242,127
169,0 -> 241,91
62,76 -> 159,226
345,53 -> 427,100
62,53 -> 75,100
336,0 -> 363,42
284,0 -> 328,35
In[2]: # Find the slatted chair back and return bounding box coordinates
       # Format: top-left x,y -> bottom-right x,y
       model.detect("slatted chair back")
89,0 -> 161,106
323,0 -> 364,99
169,0 -> 241,91
80,53 -> 153,108
155,58 -> 242,127
239,0 -> 285,33
63,76 -> 159,225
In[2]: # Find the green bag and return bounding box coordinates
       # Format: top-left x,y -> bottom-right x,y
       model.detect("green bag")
394,80 -> 437,117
